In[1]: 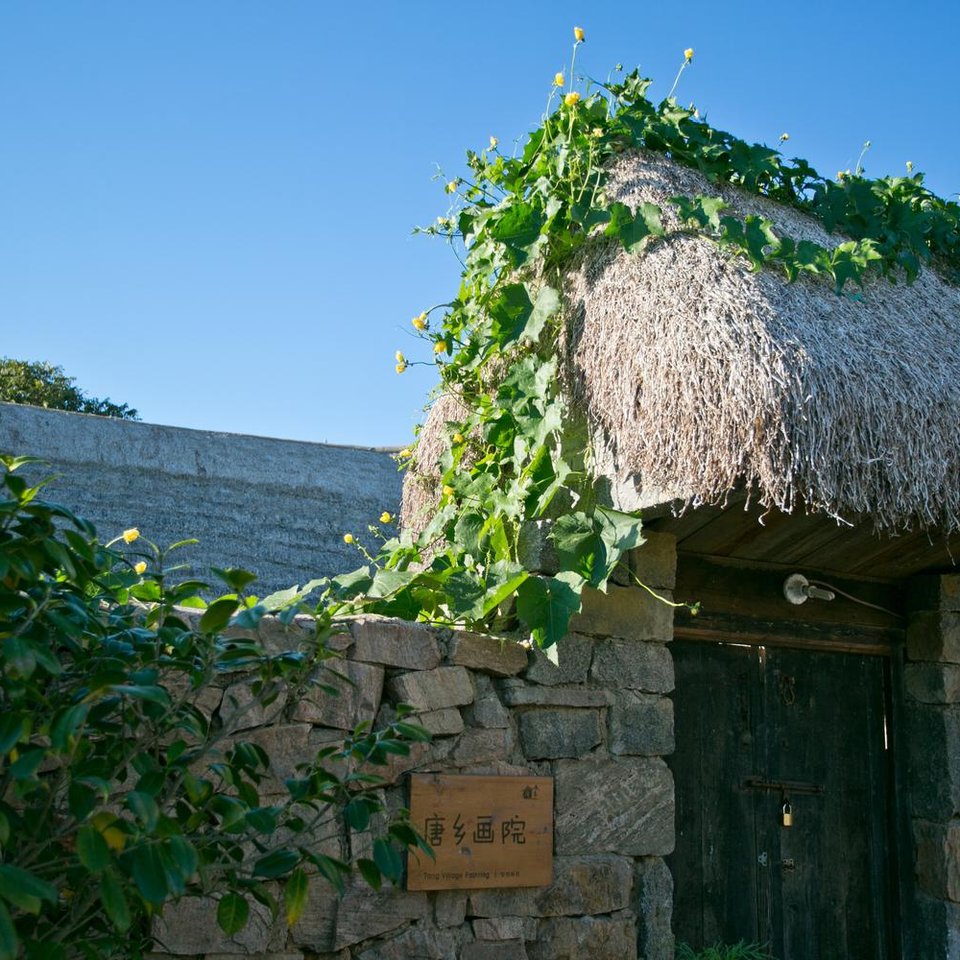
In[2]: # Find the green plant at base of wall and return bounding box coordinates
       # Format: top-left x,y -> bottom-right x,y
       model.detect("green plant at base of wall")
677,941 -> 776,960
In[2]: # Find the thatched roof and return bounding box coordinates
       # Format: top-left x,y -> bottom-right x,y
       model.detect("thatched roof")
403,150 -> 960,536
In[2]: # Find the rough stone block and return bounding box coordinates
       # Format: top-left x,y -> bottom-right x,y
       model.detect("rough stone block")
348,616 -> 443,670
907,575 -> 960,614
517,709 -> 602,759
623,531 -> 677,590
416,707 -> 465,736
591,639 -> 674,693
219,680 -> 287,731
469,855 -> 633,918
569,585 -> 674,642
523,633 -> 593,686
474,917 -> 527,940
906,663 -> 960,704
153,895 -> 285,954
554,757 -> 674,856
290,882 -> 340,952
226,723 -> 314,783
361,740 -> 434,785
434,890 -> 468,928
452,727 -> 515,766
291,660 -> 384,730
497,680 -> 611,708
906,703 -> 960,820
609,693 -> 674,757
463,675 -> 512,729
527,916 -> 637,960
449,630 -> 528,676
907,611 -> 960,665
332,884 -> 429,949
388,666 -> 474,712
355,923 -> 462,959
914,818 -> 960,902
914,893 -> 960,959
634,857 -> 674,960
462,942 -> 528,960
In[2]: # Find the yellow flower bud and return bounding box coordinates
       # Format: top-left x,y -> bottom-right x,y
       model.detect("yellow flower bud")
396,362 -> 407,374
395,350 -> 405,363
574,26 -> 585,42
554,72 -> 565,87
434,340 -> 448,355
442,485 -> 455,497
343,533 -> 355,544
906,160 -> 914,173
380,512 -> 393,524
398,448 -> 413,459
684,47 -> 694,62
453,432 -> 465,445
564,91 -> 580,107
445,180 -> 458,194
412,312 -> 428,331
133,561 -> 147,575
779,132 -> 790,142
122,528 -> 140,544
489,136 -> 498,150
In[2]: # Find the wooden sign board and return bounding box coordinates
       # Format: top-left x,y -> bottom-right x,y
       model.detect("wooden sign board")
407,774 -> 554,890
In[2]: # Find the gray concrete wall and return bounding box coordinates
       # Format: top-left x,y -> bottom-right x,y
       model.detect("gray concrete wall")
0,402 -> 402,595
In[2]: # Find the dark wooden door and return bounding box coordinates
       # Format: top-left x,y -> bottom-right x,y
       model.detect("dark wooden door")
668,641 -> 896,960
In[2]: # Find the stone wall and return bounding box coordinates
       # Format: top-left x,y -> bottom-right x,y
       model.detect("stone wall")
905,574 -> 960,959
153,532 -> 678,960
0,402 -> 401,593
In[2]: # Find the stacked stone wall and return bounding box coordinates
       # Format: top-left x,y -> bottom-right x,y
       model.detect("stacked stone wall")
154,533 -> 678,960
905,574 -> 960,959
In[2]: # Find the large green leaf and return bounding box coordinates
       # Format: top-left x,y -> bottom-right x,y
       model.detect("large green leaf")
76,824 -> 111,874
283,868 -> 309,926
516,572 -> 584,649
217,893 -> 249,935
0,901 -> 17,960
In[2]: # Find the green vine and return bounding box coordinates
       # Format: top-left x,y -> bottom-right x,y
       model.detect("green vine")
325,32 -> 959,649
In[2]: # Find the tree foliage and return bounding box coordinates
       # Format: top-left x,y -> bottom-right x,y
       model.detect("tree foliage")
0,456 -> 429,959
0,360 -> 138,421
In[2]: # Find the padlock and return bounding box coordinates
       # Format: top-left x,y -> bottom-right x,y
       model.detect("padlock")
782,801 -> 793,827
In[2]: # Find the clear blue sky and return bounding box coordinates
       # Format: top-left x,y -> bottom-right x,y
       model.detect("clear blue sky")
2,2 -> 957,447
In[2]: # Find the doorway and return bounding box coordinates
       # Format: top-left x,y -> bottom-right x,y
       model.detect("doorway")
668,640 -> 899,959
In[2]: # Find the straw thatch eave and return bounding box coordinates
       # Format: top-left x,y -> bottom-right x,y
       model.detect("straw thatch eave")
403,150 -> 960,537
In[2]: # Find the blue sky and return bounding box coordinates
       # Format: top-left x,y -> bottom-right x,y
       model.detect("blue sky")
2,1 -> 957,447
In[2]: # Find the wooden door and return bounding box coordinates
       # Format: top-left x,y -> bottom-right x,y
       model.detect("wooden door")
668,641 -> 896,960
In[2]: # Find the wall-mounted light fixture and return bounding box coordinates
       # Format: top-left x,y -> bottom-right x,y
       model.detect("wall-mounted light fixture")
783,573 -> 836,605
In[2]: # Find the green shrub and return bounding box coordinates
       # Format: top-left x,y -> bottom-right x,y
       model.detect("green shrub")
677,942 -> 776,960
0,455 -> 429,959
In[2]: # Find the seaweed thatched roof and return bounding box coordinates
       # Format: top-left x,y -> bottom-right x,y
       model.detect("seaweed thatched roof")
403,150 -> 960,537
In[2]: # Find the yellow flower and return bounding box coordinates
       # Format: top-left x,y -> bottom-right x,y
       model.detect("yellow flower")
398,448 -> 413,459
554,72 -> 565,87
453,432 -> 465,444
122,528 -> 140,544
133,561 -> 147,575
343,533 -> 355,544
489,136 -> 498,150
442,485 -> 455,497
380,511 -> 393,524
684,47 -> 694,62
395,350 -> 405,362
564,91 -> 580,107
412,312 -> 428,330
445,180 -> 458,194
574,26 -> 585,42
434,340 -> 448,354
396,361 -> 407,374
